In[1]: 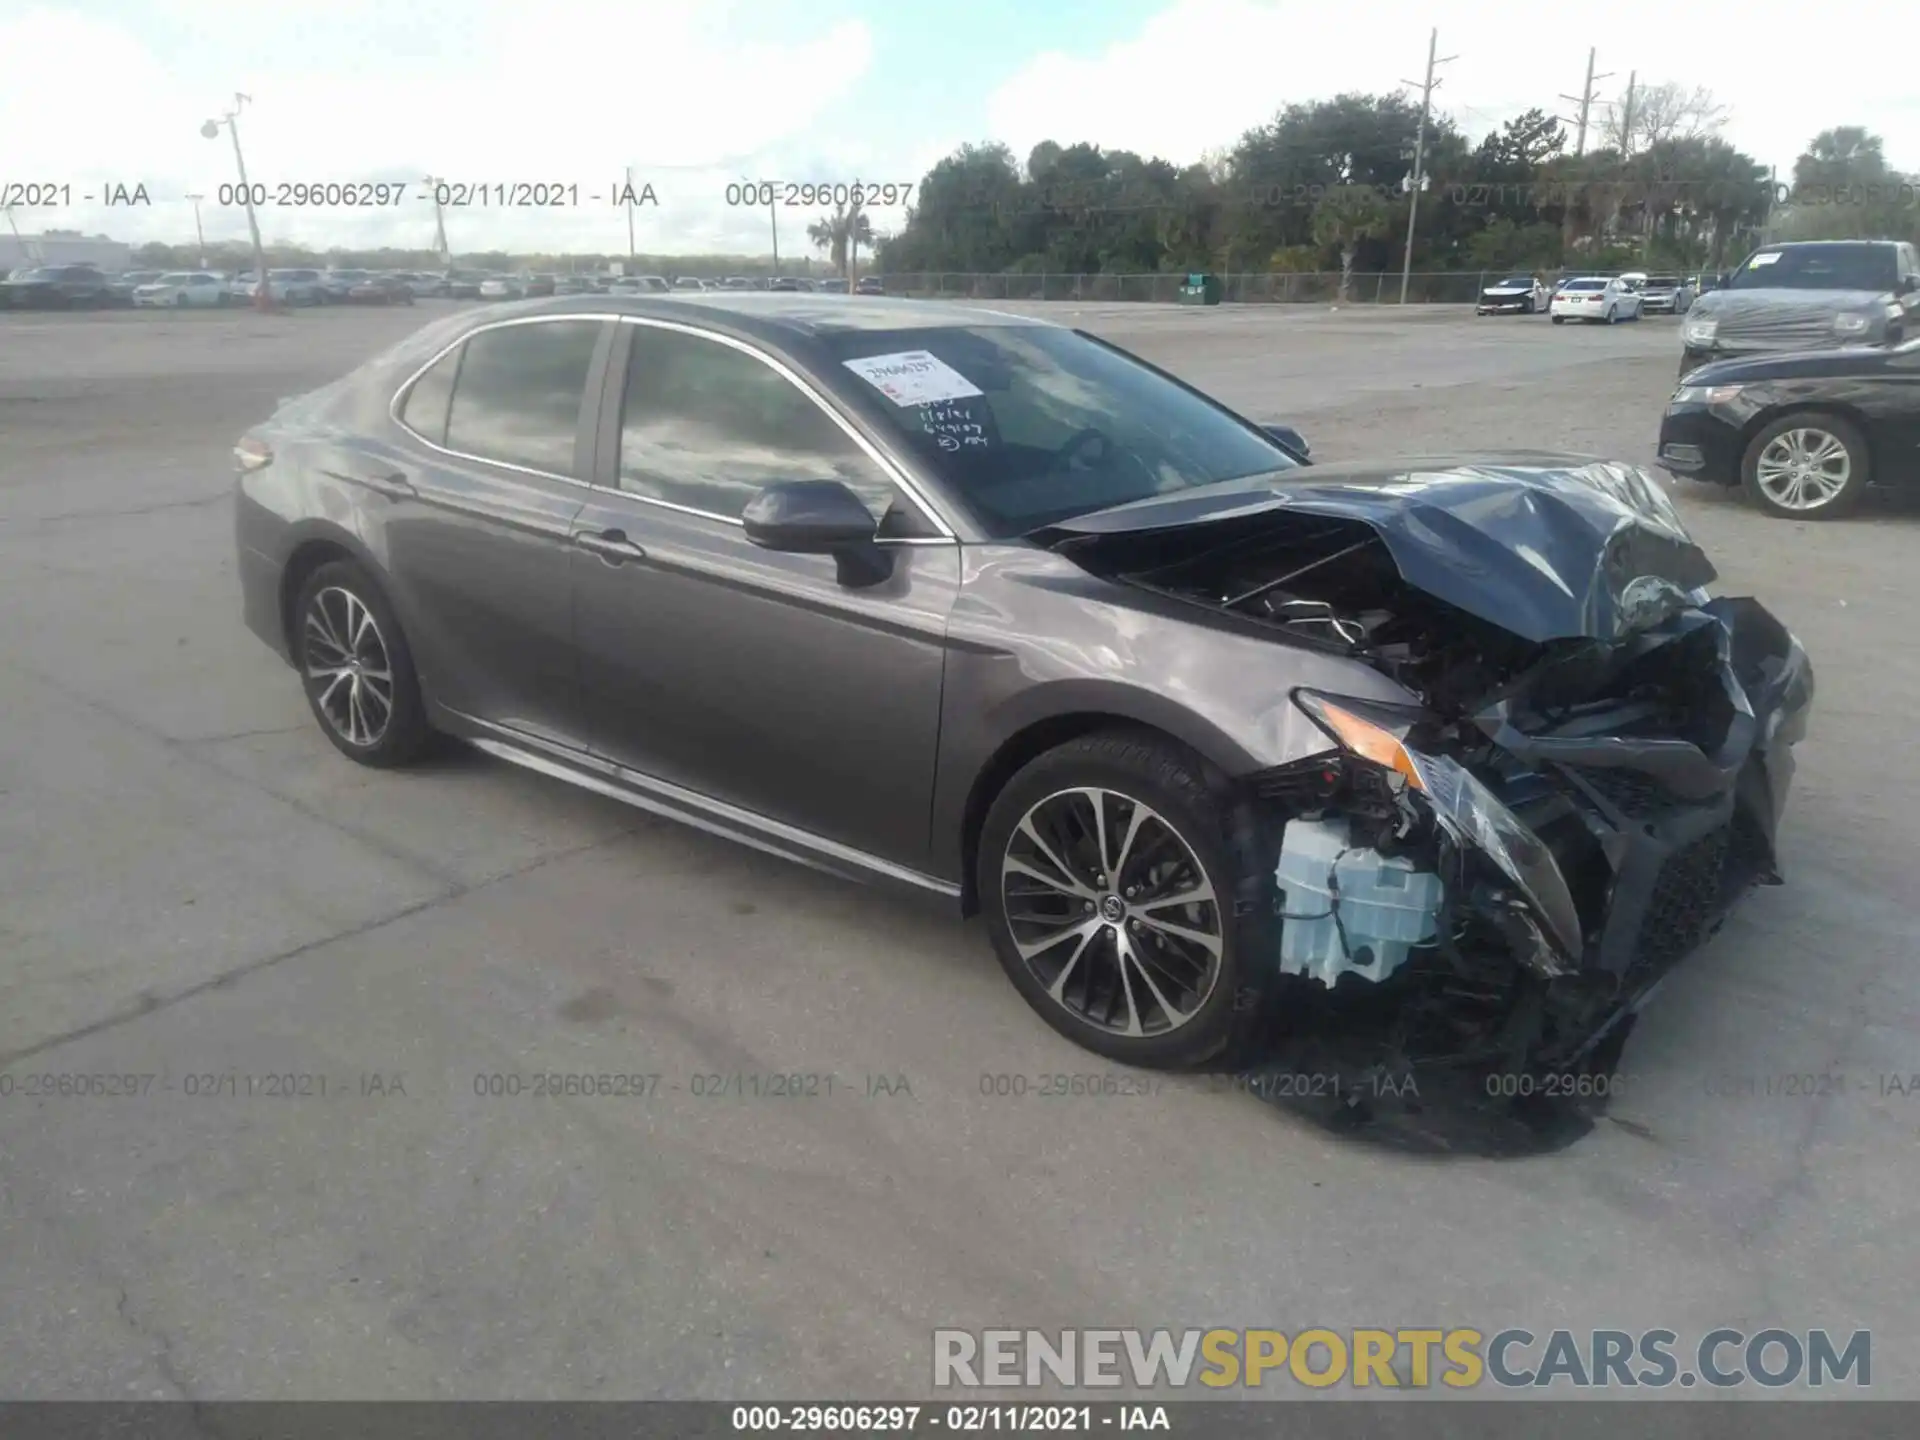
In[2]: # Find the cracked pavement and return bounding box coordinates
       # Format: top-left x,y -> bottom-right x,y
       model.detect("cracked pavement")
1,304 -> 1915,1401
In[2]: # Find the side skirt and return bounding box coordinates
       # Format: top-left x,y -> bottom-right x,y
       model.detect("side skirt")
441,709 -> 964,909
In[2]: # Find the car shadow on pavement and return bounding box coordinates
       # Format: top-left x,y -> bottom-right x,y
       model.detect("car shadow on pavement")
1211,1011 -> 1634,1159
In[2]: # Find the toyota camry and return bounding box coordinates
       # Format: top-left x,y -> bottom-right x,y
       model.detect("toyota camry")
231,294 -> 1812,1086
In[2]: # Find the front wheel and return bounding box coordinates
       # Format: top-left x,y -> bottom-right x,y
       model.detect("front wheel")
978,730 -> 1275,1070
293,560 -> 436,766
1522,298 -> 1535,314
1741,413 -> 1871,520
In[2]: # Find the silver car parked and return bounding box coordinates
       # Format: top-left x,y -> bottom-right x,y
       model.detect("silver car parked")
231,295 -> 1812,1091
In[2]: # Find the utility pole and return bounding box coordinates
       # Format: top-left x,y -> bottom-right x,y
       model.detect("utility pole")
186,193 -> 207,266
768,191 -> 780,275
1559,49 -> 1612,156
423,177 -> 450,267
202,94 -> 271,312
625,165 -> 636,261
1398,28 -> 1454,305
1618,71 -> 1638,156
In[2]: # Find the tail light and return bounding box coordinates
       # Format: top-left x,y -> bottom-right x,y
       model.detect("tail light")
233,435 -> 273,473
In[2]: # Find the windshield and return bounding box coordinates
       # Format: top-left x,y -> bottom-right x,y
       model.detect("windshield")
820,325 -> 1302,538
157,273 -> 193,283
1497,276 -> 1534,286
1564,279 -> 1605,291
17,268 -> 63,281
1647,276 -> 1680,286
1728,245 -> 1897,291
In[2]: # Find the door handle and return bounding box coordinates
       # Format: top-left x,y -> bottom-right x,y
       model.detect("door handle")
573,527 -> 647,563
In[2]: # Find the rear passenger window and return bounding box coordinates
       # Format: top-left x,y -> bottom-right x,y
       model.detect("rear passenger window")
445,319 -> 603,475
400,346 -> 461,447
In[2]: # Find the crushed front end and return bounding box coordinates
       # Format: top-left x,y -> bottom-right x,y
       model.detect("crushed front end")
1042,457 -> 1815,1113
1250,590 -> 1811,1085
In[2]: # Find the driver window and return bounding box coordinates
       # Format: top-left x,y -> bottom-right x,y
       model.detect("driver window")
619,326 -> 935,536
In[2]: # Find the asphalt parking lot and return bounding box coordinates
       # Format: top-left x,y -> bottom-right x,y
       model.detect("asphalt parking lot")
2,301 -> 1917,1403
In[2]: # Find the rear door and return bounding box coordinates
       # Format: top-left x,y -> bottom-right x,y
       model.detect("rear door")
568,318 -> 961,865
380,315 -> 614,745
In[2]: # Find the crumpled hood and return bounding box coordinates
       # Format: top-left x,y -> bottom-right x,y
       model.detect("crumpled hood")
1036,453 -> 1718,645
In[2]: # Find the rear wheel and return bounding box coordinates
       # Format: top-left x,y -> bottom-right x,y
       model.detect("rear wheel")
1551,315 -> 1565,324
978,731 -> 1275,1070
293,560 -> 436,766
1741,412 -> 1870,519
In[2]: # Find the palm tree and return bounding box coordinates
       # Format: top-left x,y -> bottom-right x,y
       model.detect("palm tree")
807,197 -> 875,276
1310,186 -> 1390,300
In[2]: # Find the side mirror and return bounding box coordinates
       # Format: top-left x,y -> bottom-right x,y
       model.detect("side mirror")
741,480 -> 892,586
1262,424 -> 1311,463
1899,274 -> 1918,295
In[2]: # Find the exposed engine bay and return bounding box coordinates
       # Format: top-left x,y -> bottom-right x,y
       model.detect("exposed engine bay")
1041,461 -> 1815,1138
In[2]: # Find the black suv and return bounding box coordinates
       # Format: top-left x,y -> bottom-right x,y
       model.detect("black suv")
1679,240 -> 1920,377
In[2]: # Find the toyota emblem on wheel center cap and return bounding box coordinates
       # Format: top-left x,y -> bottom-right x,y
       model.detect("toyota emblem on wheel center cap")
1100,894 -> 1126,922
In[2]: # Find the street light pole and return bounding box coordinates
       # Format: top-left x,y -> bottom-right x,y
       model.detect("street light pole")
626,166 -> 636,261
1398,28 -> 1455,305
769,193 -> 780,275
203,94 -> 272,312
186,193 -> 206,266
423,176 -> 451,268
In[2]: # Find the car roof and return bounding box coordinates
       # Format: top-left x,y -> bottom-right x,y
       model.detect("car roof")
468,291 -> 1054,340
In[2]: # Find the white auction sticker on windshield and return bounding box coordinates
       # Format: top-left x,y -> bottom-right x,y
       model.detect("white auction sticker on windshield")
1748,252 -> 1781,266
843,350 -> 983,406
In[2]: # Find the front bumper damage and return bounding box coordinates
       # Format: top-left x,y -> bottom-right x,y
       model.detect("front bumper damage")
1249,594 -> 1812,1104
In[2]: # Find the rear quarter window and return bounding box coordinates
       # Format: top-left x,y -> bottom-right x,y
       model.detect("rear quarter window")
398,345 -> 461,447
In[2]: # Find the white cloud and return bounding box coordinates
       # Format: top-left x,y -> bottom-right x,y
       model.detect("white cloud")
0,2 -> 888,254
986,0 -> 1916,181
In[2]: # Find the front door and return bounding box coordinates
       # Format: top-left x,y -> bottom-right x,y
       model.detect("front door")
569,320 -> 959,868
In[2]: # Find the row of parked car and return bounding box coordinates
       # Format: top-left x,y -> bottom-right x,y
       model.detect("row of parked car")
1475,270 -> 1701,319
463,271 -> 886,300
0,262 -> 889,310
0,263 -> 424,309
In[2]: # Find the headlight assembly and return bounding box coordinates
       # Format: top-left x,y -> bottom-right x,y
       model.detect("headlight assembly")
1682,316 -> 1717,345
1290,690 -> 1584,968
1291,691 -> 1426,789
1833,312 -> 1871,335
1672,384 -> 1742,405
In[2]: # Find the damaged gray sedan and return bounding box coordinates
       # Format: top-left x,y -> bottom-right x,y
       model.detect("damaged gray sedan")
233,295 -> 1813,1084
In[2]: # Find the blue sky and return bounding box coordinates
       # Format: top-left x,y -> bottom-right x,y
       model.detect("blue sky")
3,0 -> 1913,259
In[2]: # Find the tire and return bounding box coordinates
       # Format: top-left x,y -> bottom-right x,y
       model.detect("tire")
977,729 -> 1277,1070
1522,298 -> 1534,314
1740,412 -> 1871,520
174,293 -> 187,307
1552,315 -> 1565,324
1605,305 -> 1617,324
292,559 -> 436,767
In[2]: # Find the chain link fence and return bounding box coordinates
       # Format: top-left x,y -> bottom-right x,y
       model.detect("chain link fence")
871,271 -> 1609,305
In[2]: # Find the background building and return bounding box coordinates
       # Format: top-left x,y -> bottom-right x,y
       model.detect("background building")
0,230 -> 133,272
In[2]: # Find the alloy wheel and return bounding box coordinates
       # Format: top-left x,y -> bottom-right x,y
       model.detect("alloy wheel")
999,787 -> 1224,1038
1754,428 -> 1851,511
302,585 -> 395,747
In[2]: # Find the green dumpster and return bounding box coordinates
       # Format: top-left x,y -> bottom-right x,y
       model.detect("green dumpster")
1177,272 -> 1222,305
